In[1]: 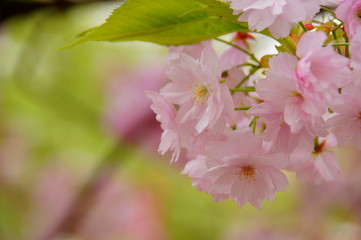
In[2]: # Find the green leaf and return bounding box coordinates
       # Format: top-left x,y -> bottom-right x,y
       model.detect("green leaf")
192,0 -> 243,24
70,0 -> 247,47
276,36 -> 297,54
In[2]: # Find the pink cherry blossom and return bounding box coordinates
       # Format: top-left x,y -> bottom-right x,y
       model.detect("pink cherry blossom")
231,0 -> 320,38
185,131 -> 288,209
26,163 -> 79,240
336,0 -> 361,39
288,138 -> 340,184
168,41 -> 211,61
105,65 -> 165,145
77,176 -> 166,240
350,27 -> 361,78
327,83 -> 361,149
182,155 -> 230,202
146,91 -> 182,162
180,118 -> 229,159
249,52 -> 328,153
250,103 -> 321,154
160,47 -> 234,133
295,31 -> 351,116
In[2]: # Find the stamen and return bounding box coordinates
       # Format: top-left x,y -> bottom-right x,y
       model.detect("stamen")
190,83 -> 210,104
289,91 -> 303,98
357,9 -> 361,21
238,165 -> 256,182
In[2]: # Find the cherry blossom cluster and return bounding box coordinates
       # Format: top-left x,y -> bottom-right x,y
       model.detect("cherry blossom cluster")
147,0 -> 361,209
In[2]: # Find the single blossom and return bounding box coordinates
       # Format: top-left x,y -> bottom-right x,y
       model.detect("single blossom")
182,155 -> 229,202
327,83 -> 361,149
336,0 -> 361,39
160,47 -> 234,133
288,137 -> 340,184
168,41 -> 211,61
231,0 -> 320,38
146,91 -> 182,162
185,131 -> 289,209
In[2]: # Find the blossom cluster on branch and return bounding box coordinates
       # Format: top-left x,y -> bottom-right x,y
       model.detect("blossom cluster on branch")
147,0 -> 361,209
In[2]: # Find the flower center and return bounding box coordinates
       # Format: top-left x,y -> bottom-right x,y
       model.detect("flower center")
238,165 -> 256,182
289,91 -> 302,98
189,84 -> 210,104
357,9 -> 361,21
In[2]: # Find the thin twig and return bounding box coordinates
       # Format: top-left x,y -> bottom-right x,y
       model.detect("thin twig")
215,37 -> 261,65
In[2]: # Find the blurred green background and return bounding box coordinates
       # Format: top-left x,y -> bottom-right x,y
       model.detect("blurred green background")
0,1 -> 360,240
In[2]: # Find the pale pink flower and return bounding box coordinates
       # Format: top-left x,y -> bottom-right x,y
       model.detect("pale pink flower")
249,52 -> 328,153
295,31 -> 351,116
350,27 -> 361,78
77,176 -> 166,240
160,47 -> 234,133
146,91 -> 181,162
327,83 -> 361,149
187,131 -> 288,209
182,155 -> 229,202
250,103 -> 321,154
231,0 -> 320,38
336,0 -> 361,39
288,137 -> 340,184
168,41 -> 211,61
26,163 -> 79,240
180,118 -> 228,159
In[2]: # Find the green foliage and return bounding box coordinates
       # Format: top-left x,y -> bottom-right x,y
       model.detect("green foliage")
71,0 -> 247,46
192,0 -> 243,24
276,36 -> 297,55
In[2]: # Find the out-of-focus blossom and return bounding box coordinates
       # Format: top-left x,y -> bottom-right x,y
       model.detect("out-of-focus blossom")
168,41 -> 211,60
105,65 -> 166,148
327,83 -> 361,149
336,0 -> 361,39
25,163 -> 80,240
231,0 -> 320,38
76,175 -> 166,240
225,228 -> 304,240
288,137 -> 340,184
0,130 -> 28,185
